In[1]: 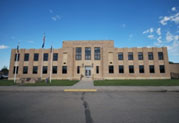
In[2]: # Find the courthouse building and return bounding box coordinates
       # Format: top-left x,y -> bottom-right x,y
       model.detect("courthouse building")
8,40 -> 171,80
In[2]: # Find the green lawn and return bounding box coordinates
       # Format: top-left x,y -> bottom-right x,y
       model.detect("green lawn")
0,80 -> 15,86
94,79 -> 179,86
0,80 -> 79,86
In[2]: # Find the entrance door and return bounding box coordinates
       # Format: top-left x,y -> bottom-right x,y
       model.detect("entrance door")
85,66 -> 91,77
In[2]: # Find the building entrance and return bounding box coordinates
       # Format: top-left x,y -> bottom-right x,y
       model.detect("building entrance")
85,66 -> 92,77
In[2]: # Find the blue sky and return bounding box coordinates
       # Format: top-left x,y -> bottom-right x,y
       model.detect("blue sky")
0,0 -> 179,69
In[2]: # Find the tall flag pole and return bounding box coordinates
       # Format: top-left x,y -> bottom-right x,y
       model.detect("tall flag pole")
14,42 -> 20,83
40,33 -> 45,80
50,45 -> 53,83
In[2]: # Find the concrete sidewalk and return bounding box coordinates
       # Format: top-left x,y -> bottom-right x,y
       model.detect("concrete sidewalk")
0,86 -> 179,92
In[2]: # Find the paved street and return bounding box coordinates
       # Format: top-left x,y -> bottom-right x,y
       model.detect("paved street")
0,92 -> 179,123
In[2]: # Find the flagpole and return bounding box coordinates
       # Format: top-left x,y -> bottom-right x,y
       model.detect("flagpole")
40,33 -> 45,81
50,45 -> 53,83
14,42 -> 19,83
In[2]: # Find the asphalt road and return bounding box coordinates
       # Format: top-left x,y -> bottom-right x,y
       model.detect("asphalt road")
0,92 -> 179,123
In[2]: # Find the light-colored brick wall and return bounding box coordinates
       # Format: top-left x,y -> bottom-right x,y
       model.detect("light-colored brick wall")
8,40 -> 171,80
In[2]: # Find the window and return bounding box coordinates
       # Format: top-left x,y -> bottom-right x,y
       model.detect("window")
52,66 -> 57,74
148,52 -> 153,60
14,53 -> 20,61
53,53 -> 58,61
109,65 -> 114,73
96,66 -> 99,74
85,47 -> 91,60
23,66 -> 28,74
34,53 -> 39,61
129,65 -> 134,73
158,52 -> 164,60
33,66 -> 38,74
149,65 -> 155,73
118,52 -> 123,60
77,66 -> 80,74
62,66 -> 67,74
94,47 -> 100,60
159,65 -> 165,73
43,66 -> 48,74
24,53 -> 29,61
43,53 -> 48,61
128,52 -> 133,60
138,52 -> 143,60
119,65 -> 124,73
13,66 -> 19,74
139,65 -> 144,73
76,47 -> 82,60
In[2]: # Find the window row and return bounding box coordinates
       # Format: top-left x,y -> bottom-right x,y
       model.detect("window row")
76,47 -> 101,60
109,65 -> 165,74
118,52 -> 164,60
14,53 -> 58,61
13,66 -> 67,74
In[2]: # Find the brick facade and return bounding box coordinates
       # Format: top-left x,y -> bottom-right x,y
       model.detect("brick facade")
8,40 -> 171,80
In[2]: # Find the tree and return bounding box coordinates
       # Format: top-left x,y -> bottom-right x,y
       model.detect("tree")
1,66 -> 9,75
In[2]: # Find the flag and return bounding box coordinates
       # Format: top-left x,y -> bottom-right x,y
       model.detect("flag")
42,34 -> 45,48
16,43 -> 19,53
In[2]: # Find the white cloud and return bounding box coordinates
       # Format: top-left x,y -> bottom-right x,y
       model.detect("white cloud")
156,28 -> 161,35
147,35 -> 154,39
167,40 -> 179,56
121,24 -> 126,28
0,45 -> 8,49
27,40 -> 34,44
166,31 -> 179,42
160,13 -> 179,25
171,7 -> 176,12
143,27 -> 154,34
51,15 -> 62,21
157,36 -> 162,43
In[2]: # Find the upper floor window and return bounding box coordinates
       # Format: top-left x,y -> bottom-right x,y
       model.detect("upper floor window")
118,52 -> 123,60
159,65 -> 165,73
14,54 -> 20,61
24,53 -> 29,61
128,52 -> 133,60
85,47 -> 91,60
148,52 -> 153,60
94,47 -> 100,60
43,53 -> 48,61
53,53 -> 58,61
138,52 -> 143,60
34,53 -> 39,61
76,47 -> 82,60
158,52 -> 164,60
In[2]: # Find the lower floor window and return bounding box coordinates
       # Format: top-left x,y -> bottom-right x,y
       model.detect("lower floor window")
149,65 -> 155,73
62,66 -> 67,74
119,65 -> 124,73
129,65 -> 134,73
159,65 -> 165,73
33,66 -> 38,74
23,66 -> 28,74
139,65 -> 144,73
77,66 -> 80,74
43,66 -> 48,74
13,66 -> 19,74
96,66 -> 99,74
53,66 -> 57,74
109,65 -> 114,73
